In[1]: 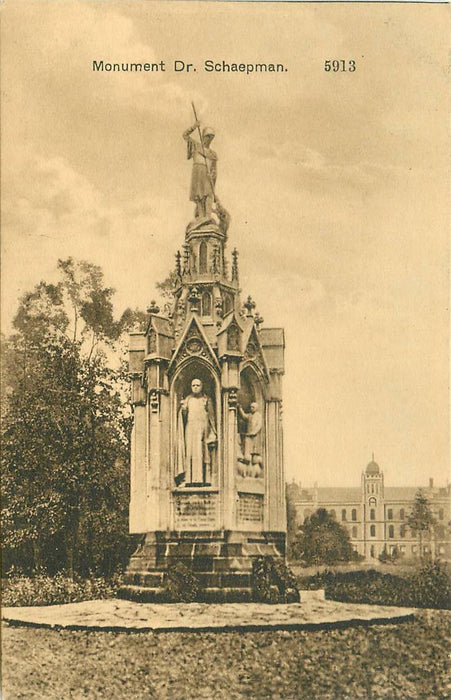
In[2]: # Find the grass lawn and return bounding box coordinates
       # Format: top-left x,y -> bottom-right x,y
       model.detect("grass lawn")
2,610 -> 449,699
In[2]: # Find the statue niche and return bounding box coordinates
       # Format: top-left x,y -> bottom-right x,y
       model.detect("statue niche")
237,367 -> 264,478
173,366 -> 218,487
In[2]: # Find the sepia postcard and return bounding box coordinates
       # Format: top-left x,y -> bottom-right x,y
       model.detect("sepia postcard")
1,0 -> 449,697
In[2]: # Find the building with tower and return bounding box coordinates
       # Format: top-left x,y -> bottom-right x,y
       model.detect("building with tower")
289,457 -> 451,561
121,117 -> 286,601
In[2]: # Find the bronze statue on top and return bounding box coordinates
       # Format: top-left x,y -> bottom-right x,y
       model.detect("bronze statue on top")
183,104 -> 230,234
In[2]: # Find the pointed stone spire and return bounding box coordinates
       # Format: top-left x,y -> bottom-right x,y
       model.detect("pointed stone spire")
231,248 -> 239,282
182,244 -> 191,276
175,250 -> 182,277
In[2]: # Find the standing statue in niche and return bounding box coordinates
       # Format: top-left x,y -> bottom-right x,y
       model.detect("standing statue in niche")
237,401 -> 263,478
175,378 -> 217,486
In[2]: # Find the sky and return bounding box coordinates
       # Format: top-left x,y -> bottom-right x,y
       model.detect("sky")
2,1 -> 449,488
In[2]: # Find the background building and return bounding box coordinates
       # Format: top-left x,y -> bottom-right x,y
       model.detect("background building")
288,458 -> 451,561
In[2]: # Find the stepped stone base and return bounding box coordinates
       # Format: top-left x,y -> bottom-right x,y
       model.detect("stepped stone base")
119,530 -> 285,603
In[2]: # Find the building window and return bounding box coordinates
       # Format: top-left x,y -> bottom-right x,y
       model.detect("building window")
330,509 -> 336,519
341,509 -> 346,521
370,509 -> 375,521
388,525 -> 394,538
370,525 -> 376,537
371,484 -> 374,494
400,525 -> 406,538
370,545 -> 375,558
387,509 -> 393,520
351,508 -> 357,521
439,509 -> 444,520
399,508 -> 405,520
352,526 -> 358,538
199,241 -> 208,273
201,292 -> 212,316
400,545 -> 406,553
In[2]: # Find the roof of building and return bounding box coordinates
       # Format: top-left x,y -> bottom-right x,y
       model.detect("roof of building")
293,485 -> 449,506
151,315 -> 174,337
259,328 -> 285,347
366,460 -> 380,475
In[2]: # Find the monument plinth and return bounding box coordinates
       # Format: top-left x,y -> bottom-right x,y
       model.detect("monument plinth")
121,117 -> 286,602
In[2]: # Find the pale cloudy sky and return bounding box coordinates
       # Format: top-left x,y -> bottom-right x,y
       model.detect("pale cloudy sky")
2,1 -> 449,488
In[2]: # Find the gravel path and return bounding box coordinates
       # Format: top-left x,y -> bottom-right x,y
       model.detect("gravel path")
2,597 -> 415,632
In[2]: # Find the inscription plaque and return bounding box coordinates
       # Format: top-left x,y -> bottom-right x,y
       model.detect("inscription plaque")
237,493 -> 263,523
174,491 -> 219,529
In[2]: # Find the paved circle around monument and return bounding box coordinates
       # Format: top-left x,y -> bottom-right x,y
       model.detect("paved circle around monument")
2,597 -> 416,633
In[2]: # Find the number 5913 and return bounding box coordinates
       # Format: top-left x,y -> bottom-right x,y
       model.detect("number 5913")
325,60 -> 356,72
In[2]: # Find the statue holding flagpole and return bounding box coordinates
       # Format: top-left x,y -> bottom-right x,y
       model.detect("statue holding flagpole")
183,103 -> 218,221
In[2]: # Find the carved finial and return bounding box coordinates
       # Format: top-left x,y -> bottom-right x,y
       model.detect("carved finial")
244,295 -> 256,318
231,248 -> 239,282
175,251 -> 182,277
211,244 -> 221,275
182,244 -> 191,276
188,286 -> 201,313
254,311 -> 264,329
147,300 -> 160,315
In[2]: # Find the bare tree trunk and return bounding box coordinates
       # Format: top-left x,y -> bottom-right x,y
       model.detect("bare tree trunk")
32,540 -> 42,571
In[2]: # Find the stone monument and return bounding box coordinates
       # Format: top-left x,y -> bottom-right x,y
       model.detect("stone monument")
121,114 -> 286,602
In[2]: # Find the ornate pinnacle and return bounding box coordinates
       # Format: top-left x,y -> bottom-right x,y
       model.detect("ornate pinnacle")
211,245 -> 220,275
175,250 -> 182,277
147,300 -> 160,315
231,248 -> 239,282
182,244 -> 191,276
244,295 -> 256,318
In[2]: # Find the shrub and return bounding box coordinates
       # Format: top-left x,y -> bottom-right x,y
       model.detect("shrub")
252,556 -> 300,603
2,571 -> 122,607
297,561 -> 450,610
412,561 -> 451,609
162,562 -> 202,603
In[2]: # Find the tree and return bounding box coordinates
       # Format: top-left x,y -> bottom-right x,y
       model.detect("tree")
408,490 -> 436,560
292,508 -> 357,565
1,259 -> 135,577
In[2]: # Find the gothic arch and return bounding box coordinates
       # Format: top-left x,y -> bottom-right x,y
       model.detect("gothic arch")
240,359 -> 268,396
199,241 -> 208,274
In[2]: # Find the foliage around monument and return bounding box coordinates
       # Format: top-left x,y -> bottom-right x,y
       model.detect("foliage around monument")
1,258 -> 142,578
299,560 -> 450,610
292,508 -> 358,565
252,556 -> 300,603
162,562 -> 202,603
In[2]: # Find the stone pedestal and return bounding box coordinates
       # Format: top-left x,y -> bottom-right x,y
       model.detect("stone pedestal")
121,530 -> 285,602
